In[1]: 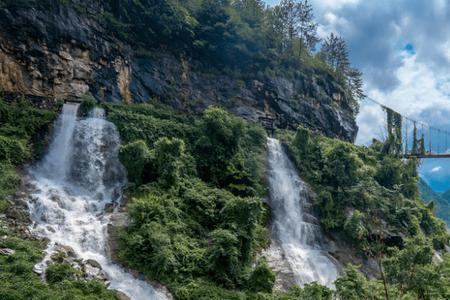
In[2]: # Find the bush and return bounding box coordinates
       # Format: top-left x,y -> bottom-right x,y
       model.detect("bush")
0,135 -> 30,164
206,229 -> 241,286
195,107 -> 244,184
119,140 -> 152,185
45,263 -> 78,284
374,156 -> 403,189
248,258 -> 275,293
322,142 -> 360,187
78,94 -> 97,117
154,137 -> 190,187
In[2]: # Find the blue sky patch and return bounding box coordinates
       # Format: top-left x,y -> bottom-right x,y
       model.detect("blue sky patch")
403,43 -> 416,55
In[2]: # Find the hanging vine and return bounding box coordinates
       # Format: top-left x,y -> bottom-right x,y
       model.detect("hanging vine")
412,122 -> 418,155
384,108 -> 403,155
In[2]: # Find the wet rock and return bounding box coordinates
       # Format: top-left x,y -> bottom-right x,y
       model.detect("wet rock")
104,203 -> 115,214
5,206 -> 31,224
52,244 -> 77,261
115,291 -> 131,300
0,248 -> 15,256
260,244 -> 297,292
33,264 -> 45,275
83,262 -> 107,281
86,259 -> 102,269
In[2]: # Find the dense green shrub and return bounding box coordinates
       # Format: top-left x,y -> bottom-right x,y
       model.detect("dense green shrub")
46,263 -> 79,284
119,140 -> 152,185
107,103 -> 266,196
195,106 -> 244,184
120,178 -> 268,289
374,156 -> 403,189
154,137 -> 191,187
207,228 -> 241,285
248,258 -> 275,293
285,126 -> 448,249
284,125 -> 450,299
78,95 -> 97,118
0,135 -> 30,164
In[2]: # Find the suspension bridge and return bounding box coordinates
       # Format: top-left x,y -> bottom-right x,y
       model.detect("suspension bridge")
364,97 -> 450,159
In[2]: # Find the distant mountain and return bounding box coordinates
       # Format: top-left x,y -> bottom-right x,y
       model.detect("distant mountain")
419,178 -> 450,226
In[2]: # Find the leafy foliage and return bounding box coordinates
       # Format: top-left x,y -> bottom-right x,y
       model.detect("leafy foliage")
283,126 -> 450,299
107,103 -> 273,297
85,0 -> 363,112
248,258 -> 275,293
419,178 -> 450,227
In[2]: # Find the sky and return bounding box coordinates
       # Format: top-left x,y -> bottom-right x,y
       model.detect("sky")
266,0 -> 450,192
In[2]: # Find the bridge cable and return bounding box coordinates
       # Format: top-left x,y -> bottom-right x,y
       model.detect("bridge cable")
362,96 -> 450,155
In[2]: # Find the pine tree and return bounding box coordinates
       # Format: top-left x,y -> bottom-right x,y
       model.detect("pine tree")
274,0 -> 318,54
322,33 -> 350,74
298,0 -> 319,52
347,68 -> 365,102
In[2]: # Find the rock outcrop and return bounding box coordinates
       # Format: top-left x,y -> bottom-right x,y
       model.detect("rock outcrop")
0,1 -> 357,141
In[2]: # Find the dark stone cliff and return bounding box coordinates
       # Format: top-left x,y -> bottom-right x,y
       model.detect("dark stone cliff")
0,1 -> 358,141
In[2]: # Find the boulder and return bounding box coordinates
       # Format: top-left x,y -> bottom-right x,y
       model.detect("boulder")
0,248 -> 15,256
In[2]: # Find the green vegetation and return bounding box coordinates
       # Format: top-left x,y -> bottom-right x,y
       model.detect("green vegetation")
107,102 -> 450,299
1,97 -> 449,300
419,178 -> 450,226
77,94 -> 97,118
280,126 -> 450,299
0,99 -> 57,210
0,98 -> 119,300
106,103 -> 274,297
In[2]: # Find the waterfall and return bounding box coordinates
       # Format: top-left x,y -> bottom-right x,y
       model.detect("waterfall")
27,103 -> 166,300
266,138 -> 338,287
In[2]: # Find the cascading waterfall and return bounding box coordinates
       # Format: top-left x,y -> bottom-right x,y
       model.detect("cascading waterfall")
267,138 -> 338,287
27,103 -> 166,300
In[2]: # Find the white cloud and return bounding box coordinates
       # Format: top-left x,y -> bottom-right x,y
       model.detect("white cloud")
318,12 -> 351,38
356,51 -> 450,145
430,166 -> 443,173
314,0 -> 360,10
355,102 -> 385,145
434,0 -> 447,15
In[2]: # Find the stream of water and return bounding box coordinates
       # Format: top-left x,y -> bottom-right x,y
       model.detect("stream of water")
27,103 -> 166,300
267,138 -> 339,287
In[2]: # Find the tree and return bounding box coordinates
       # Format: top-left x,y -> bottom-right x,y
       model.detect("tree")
335,265 -> 371,300
374,156 -> 403,189
102,0 -> 195,49
274,0 -> 318,54
220,196 -> 263,263
322,142 -> 360,188
248,258 -> 275,293
206,229 -> 241,286
297,0 -> 319,52
119,140 -> 151,185
195,107 -> 244,184
154,137 -> 189,187
321,33 -> 350,74
347,68 -> 364,111
383,237 -> 436,299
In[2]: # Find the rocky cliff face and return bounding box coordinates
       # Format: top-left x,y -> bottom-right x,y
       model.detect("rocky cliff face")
0,1 -> 358,141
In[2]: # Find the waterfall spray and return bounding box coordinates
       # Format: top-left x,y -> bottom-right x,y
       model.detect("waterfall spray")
266,138 -> 338,287
27,103 -> 166,300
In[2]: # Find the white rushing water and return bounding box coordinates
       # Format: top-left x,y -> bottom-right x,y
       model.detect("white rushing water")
27,103 -> 166,300
267,138 -> 338,287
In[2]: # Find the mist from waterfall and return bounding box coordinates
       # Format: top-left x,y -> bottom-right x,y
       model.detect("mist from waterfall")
27,103 -> 166,300
267,138 -> 338,287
